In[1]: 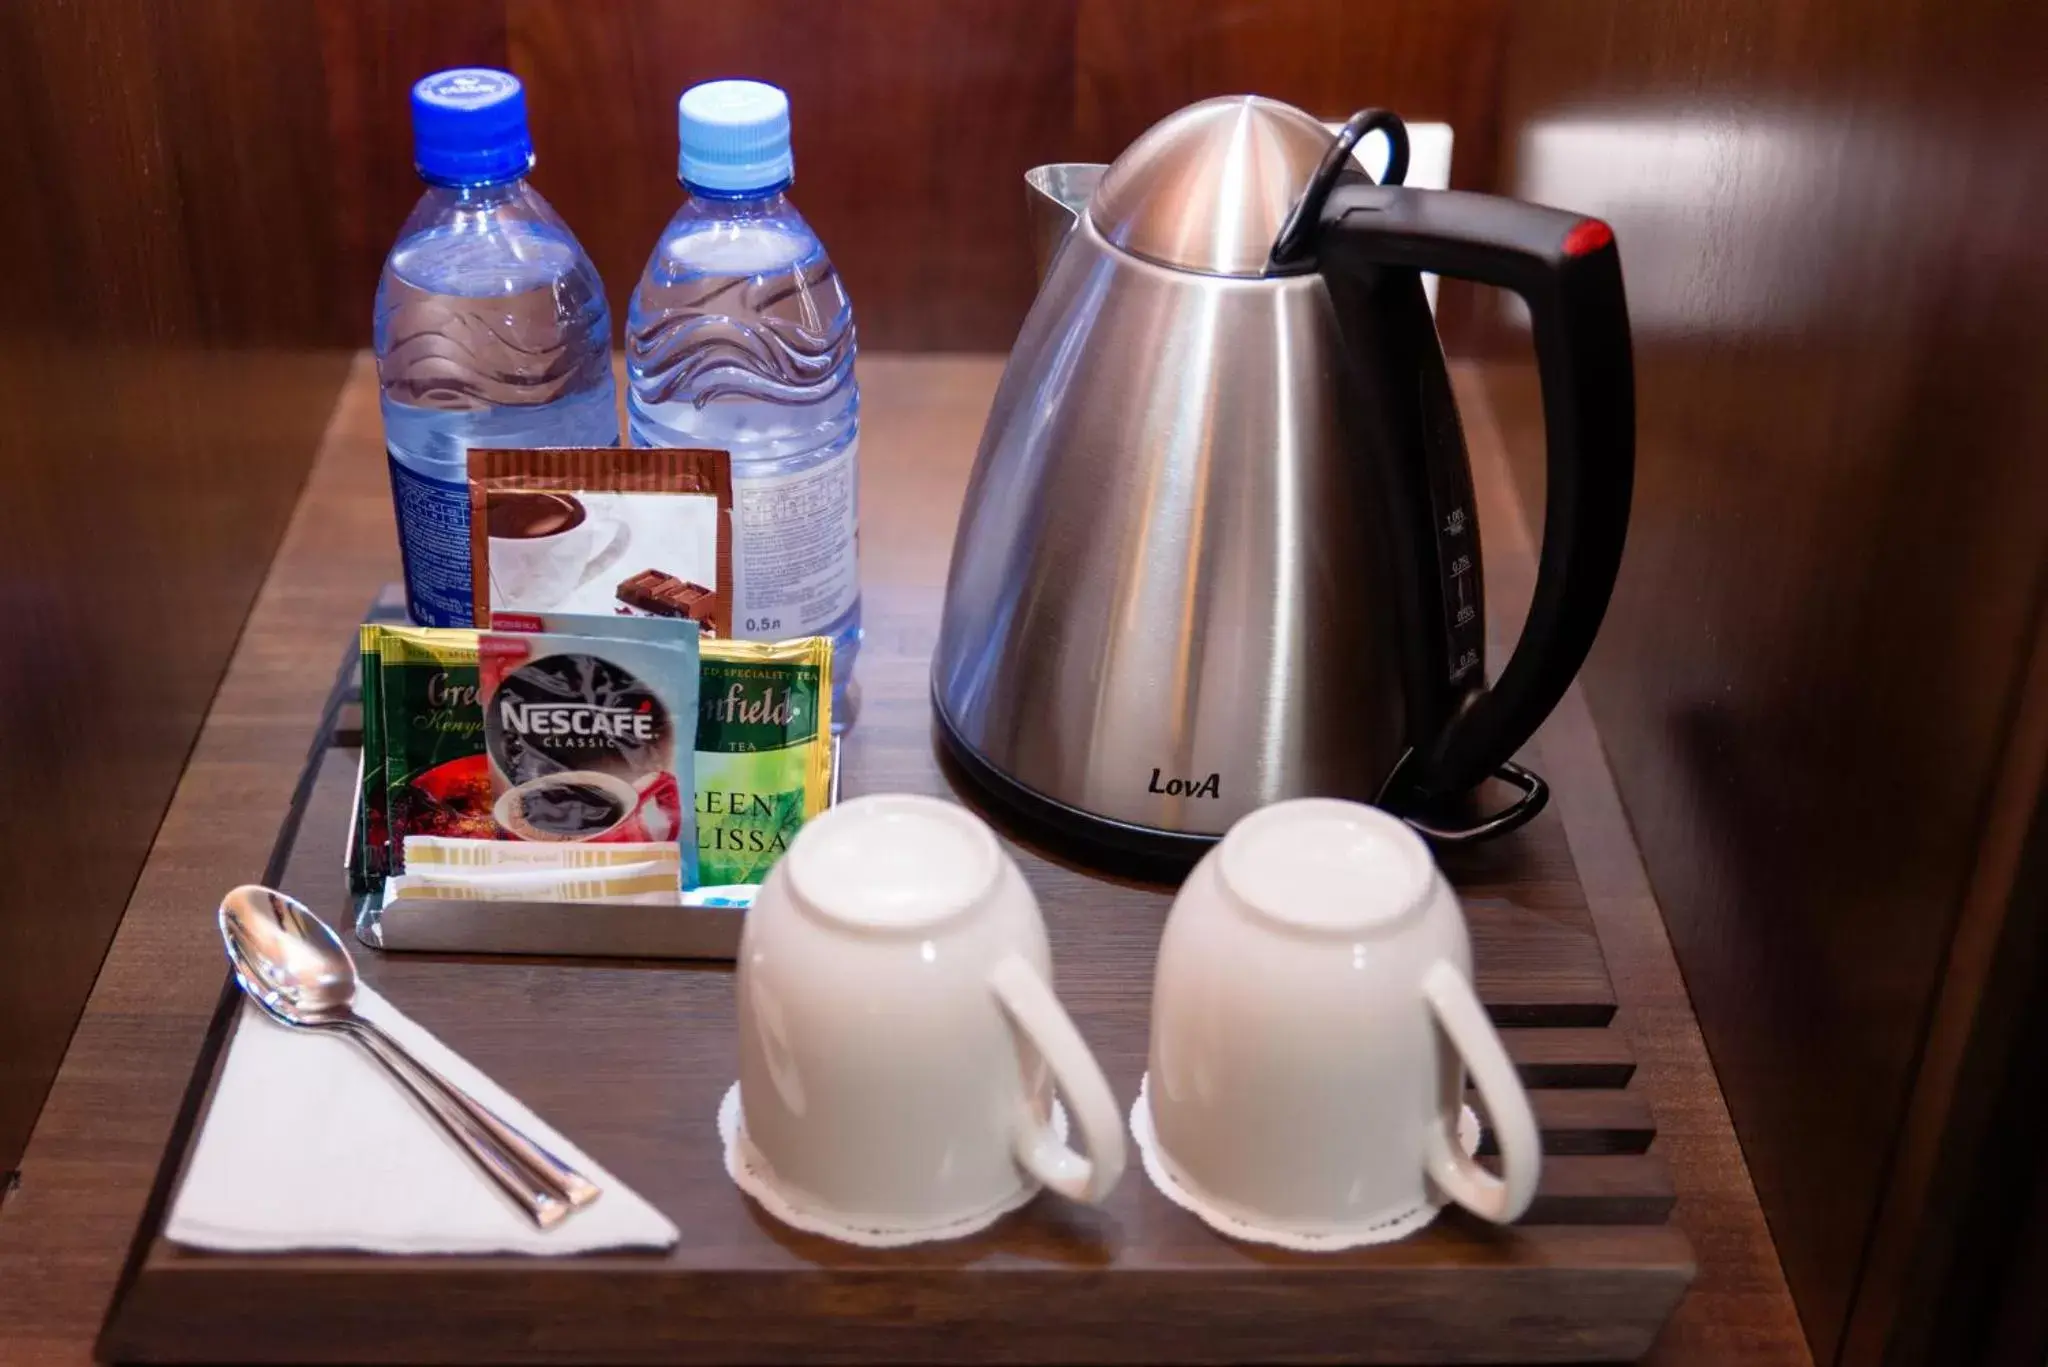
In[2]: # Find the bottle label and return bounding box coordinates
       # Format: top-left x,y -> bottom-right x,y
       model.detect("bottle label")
731,439 -> 859,639
388,451 -> 475,627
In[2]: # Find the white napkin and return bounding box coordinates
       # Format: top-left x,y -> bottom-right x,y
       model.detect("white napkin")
168,986 -> 678,1254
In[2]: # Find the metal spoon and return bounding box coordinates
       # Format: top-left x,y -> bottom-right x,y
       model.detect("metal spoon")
218,884 -> 600,1229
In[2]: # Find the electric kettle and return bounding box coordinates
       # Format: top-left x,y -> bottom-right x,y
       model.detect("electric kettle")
933,97 -> 1633,860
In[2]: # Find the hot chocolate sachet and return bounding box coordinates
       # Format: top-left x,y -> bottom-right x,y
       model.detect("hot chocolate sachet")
468,447 -> 733,638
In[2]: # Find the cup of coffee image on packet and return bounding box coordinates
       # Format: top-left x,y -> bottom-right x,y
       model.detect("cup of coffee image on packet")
468,447 -> 733,637
477,628 -> 702,885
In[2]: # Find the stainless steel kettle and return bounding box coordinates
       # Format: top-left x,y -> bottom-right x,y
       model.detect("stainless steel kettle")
933,96 -> 1634,861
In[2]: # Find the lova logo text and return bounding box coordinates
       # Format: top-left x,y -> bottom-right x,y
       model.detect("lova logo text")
1149,768 -> 1220,799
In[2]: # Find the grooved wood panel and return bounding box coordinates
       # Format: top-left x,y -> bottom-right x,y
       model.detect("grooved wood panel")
310,0 -> 1504,351
0,0 -> 350,1187
1483,0 -> 2048,1359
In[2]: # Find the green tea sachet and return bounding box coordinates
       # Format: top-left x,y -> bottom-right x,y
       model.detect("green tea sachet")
695,636 -> 834,888
371,626 -> 487,875
353,625 -> 388,895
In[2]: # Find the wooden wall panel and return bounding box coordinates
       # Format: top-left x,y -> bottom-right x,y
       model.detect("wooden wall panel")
1,0 -> 342,345
1074,0 -> 1505,157
1483,0 -> 2048,1360
1074,0 -> 1507,343
305,0 -> 1505,352
314,0 -> 509,342
0,2 -> 349,1181
508,0 -> 1077,354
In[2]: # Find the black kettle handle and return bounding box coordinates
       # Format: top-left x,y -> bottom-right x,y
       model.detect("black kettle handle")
1311,135 -> 1636,807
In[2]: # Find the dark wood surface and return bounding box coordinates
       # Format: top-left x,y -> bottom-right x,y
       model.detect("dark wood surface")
309,0 -> 1505,351
1482,0 -> 2048,1360
0,0 -> 352,1184
0,357 -> 1802,1365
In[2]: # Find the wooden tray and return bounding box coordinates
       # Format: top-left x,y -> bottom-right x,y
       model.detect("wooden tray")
98,587 -> 1693,1365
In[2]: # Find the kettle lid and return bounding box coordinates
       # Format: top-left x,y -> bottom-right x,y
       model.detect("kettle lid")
1090,95 -> 1337,278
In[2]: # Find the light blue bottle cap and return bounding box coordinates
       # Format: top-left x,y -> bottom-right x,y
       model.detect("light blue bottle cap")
677,79 -> 793,193
412,68 -> 533,186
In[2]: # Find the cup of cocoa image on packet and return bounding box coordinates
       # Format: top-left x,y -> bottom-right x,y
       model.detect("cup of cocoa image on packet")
468,447 -> 733,637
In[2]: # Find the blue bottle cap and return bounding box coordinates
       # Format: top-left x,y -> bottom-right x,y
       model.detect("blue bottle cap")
411,68 -> 534,186
677,79 -> 793,193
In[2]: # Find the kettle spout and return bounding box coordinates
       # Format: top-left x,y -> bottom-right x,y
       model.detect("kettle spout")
1025,164 -> 1106,284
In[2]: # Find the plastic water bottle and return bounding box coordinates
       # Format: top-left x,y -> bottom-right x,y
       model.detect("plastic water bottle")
376,68 -> 617,627
628,80 -> 861,725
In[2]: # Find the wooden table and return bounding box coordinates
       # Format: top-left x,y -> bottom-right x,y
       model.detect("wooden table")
0,355 -> 1810,1365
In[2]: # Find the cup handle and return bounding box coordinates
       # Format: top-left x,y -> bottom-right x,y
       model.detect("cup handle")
1421,959 -> 1542,1223
987,953 -> 1126,1204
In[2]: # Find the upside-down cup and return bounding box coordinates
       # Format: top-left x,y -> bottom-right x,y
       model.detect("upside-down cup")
1137,798 -> 1540,1249
728,794 -> 1124,1243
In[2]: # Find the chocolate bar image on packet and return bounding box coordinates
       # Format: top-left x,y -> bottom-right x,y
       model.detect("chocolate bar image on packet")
617,568 -> 718,633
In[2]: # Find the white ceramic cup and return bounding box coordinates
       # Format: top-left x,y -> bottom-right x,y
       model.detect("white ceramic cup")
1144,798 -> 1541,1239
734,793 -> 1125,1235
